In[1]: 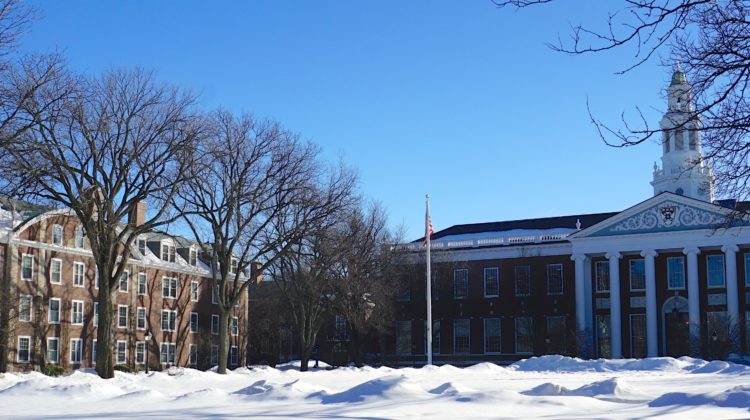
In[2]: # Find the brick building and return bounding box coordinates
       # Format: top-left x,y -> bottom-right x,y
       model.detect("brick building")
0,203 -> 248,372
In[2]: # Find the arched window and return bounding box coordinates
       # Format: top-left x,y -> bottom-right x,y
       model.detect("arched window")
675,130 -> 684,150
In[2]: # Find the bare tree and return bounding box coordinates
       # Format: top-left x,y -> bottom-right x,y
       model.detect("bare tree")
495,0 -> 750,199
328,202 -> 400,367
0,68 -> 201,378
179,110 -> 356,374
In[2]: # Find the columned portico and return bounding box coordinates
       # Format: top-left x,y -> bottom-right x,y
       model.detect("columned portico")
640,249 -> 658,357
722,244 -> 740,334
606,252 -> 622,358
683,247 -> 701,348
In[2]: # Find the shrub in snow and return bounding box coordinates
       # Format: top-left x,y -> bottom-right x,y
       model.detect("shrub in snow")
43,365 -> 64,377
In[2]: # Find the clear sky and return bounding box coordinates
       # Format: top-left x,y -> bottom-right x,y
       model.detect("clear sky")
20,1 -> 673,239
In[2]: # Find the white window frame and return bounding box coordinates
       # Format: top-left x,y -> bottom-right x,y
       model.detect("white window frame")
136,307 -> 147,330
70,338 -> 83,364
117,304 -> 128,329
231,316 -> 239,336
21,254 -> 34,281
92,339 -> 97,364
190,281 -> 199,302
210,345 -> 219,365
453,268 -> 468,299
483,267 -> 499,297
453,319 -> 470,354
212,284 -> 219,304
667,256 -> 686,290
629,259 -> 646,291
137,272 -> 147,295
595,260 -> 610,293
50,258 -> 62,284
93,302 -> 99,327
137,238 -> 147,256
71,300 -> 84,325
161,242 -> 175,263
73,262 -> 85,288
116,340 -> 127,364
189,248 -> 198,267
190,312 -> 198,333
17,336 -> 31,363
19,295 -> 32,322
95,267 -> 99,289
546,263 -> 564,296
160,342 -> 176,365
52,224 -> 63,246
47,337 -> 59,364
74,225 -> 85,248
230,345 -> 239,366
161,309 -> 177,332
514,265 -> 531,297
48,298 -> 61,324
211,314 -> 219,335
162,276 -> 177,299
135,341 -> 145,364
189,344 -> 198,366
119,270 -> 130,293
706,254 -> 726,288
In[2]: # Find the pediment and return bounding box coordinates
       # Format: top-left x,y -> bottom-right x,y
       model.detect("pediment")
573,193 -> 748,238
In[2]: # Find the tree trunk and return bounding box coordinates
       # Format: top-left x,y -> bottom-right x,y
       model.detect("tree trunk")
95,271 -> 114,379
217,310 -> 230,374
299,351 -> 310,372
0,244 -> 11,373
351,327 -> 362,367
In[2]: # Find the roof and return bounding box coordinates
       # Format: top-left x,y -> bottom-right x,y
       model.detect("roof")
414,212 -> 619,243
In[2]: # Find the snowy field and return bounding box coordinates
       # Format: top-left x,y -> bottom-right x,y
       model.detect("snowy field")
1,356 -> 750,419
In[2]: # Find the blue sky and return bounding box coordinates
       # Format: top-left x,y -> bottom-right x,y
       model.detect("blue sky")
21,1 -> 673,239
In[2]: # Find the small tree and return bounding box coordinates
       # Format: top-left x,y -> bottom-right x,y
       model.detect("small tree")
180,110 -> 356,374
1,68 -> 200,378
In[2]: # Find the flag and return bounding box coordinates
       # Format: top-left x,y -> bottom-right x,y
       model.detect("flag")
424,198 -> 434,246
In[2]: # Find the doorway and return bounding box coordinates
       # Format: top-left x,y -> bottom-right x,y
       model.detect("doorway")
662,296 -> 689,357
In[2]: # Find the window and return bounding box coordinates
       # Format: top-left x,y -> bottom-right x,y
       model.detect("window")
161,242 -> 175,263
161,310 -> 176,332
596,314 -> 611,358
137,272 -> 147,295
50,259 -> 62,284
75,226 -> 85,248
744,254 -> 750,287
231,258 -> 238,274
484,318 -> 501,354
335,315 -> 347,340
21,254 -> 33,281
189,344 -> 198,366
667,257 -> 685,289
231,317 -> 239,336
211,314 -> 219,335
71,300 -> 84,325
118,305 -> 128,328
189,248 -> 198,266
162,277 -> 177,299
663,131 -> 670,153
190,281 -> 199,302
52,224 -> 63,245
210,345 -> 219,366
19,295 -> 32,322
70,339 -> 83,364
514,265 -> 531,296
629,259 -> 645,291
95,268 -> 99,289
707,255 -> 726,288
73,262 -> 85,287
395,320 -> 412,355
116,340 -> 127,364
630,314 -> 647,358
48,298 -> 61,324
546,264 -> 563,295
515,317 -> 533,353
135,342 -> 145,364
93,302 -> 99,327
230,346 -> 239,366
17,336 -> 31,363
546,316 -> 567,354
453,269 -> 468,299
92,339 -> 97,364
453,319 -> 470,354
424,320 -> 440,354
160,342 -> 176,364
595,261 -> 609,292
119,271 -> 129,293
484,267 -> 499,297
190,312 -> 198,333
137,238 -> 147,256
212,284 -> 219,304
136,307 -> 146,330
47,337 -> 59,364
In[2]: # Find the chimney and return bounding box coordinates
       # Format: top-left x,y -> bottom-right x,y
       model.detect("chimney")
250,262 -> 264,284
129,201 -> 147,226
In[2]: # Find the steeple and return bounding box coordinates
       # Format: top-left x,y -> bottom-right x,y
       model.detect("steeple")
651,66 -> 714,201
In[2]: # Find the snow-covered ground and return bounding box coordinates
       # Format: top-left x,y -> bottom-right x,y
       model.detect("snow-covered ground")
1,356 -> 749,419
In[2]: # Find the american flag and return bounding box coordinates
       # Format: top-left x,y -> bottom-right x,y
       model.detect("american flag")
424,197 -> 434,245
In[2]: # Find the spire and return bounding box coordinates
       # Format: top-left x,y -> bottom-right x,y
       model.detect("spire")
671,60 -> 687,85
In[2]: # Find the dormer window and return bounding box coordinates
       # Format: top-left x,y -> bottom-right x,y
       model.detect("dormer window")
138,238 -> 147,256
74,226 -> 85,248
189,248 -> 198,267
52,224 -> 63,246
161,242 -> 176,263
230,258 -> 238,274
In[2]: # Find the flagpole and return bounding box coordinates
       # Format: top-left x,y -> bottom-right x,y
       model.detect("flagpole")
425,194 -> 433,365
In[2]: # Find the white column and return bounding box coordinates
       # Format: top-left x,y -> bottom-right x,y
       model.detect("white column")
722,244 -> 740,334
572,254 -> 587,335
606,252 -> 622,359
684,247 -> 701,345
641,249 -> 659,357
